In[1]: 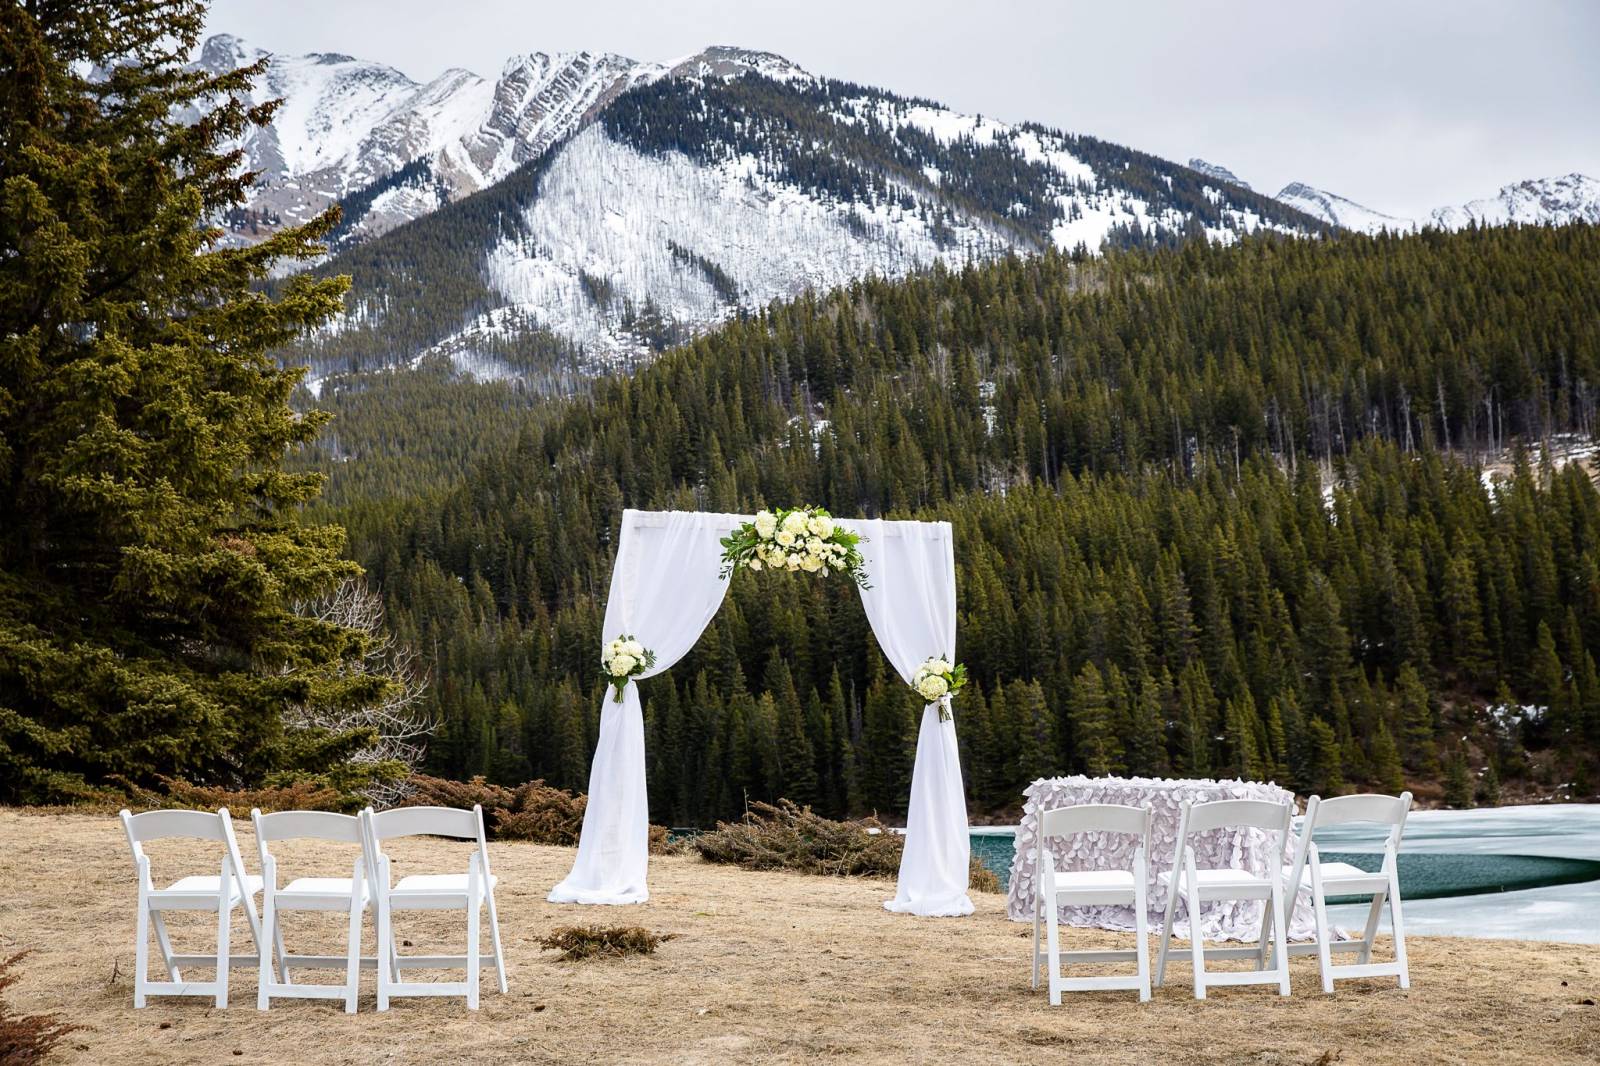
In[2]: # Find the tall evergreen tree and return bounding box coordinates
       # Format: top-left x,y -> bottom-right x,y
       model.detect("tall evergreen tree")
0,0 -> 397,802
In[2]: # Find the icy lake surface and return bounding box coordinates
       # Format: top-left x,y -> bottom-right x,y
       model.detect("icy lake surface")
976,804 -> 1600,943
1315,804 -> 1600,944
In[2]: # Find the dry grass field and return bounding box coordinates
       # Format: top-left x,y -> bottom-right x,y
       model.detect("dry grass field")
1,807 -> 1596,1065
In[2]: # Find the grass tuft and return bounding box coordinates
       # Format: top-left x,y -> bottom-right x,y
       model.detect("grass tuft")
536,925 -> 677,962
0,951 -> 80,1065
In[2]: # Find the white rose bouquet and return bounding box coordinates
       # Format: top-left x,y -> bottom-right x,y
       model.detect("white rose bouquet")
602,635 -> 656,703
912,656 -> 968,720
719,505 -> 869,587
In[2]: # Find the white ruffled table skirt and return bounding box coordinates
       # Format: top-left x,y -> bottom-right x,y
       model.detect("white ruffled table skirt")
1006,775 -> 1317,942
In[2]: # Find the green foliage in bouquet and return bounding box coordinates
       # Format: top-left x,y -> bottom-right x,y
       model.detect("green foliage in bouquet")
719,506 -> 868,587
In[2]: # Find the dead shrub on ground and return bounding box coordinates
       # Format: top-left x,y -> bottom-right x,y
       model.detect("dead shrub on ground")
0,952 -> 79,1065
113,776 -> 350,814
404,775 -> 670,851
694,799 -> 1001,892
536,926 -> 677,962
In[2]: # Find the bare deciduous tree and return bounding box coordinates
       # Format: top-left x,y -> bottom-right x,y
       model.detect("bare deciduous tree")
285,578 -> 432,808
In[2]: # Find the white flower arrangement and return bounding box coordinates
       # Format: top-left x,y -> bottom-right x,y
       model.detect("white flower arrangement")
719,506 -> 869,587
602,634 -> 656,703
912,656 -> 968,720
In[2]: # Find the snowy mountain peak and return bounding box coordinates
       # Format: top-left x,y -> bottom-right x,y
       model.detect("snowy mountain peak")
1429,173 -> 1600,229
671,45 -> 810,83
1188,158 -> 1251,191
1272,172 -> 1600,234
197,32 -> 262,73
1274,182 -> 1412,234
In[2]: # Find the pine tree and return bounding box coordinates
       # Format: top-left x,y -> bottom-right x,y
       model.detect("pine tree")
1068,663 -> 1121,775
1396,663 -> 1437,773
1224,692 -> 1265,781
0,2 -> 392,802
1370,721 -> 1405,793
776,690 -> 820,808
1304,717 -> 1344,797
1264,696 -> 1290,784
1477,758 -> 1501,806
1443,750 -> 1474,809
1010,679 -> 1059,786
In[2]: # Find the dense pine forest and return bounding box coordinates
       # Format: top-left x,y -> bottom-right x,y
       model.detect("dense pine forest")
321,224 -> 1600,824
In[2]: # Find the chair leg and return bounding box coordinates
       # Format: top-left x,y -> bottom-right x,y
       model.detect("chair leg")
215,892 -> 232,1009
1044,894 -> 1063,1007
1256,898 -> 1272,971
1388,866 -> 1410,990
1270,878 -> 1291,997
1311,863 -> 1334,994
466,874 -> 481,1010
1031,896 -> 1042,991
375,895 -> 390,1012
273,905 -> 291,984
486,886 -> 508,995
1155,881 -> 1179,988
1134,880 -> 1151,1003
150,912 -> 182,982
1186,889 -> 1206,1000
344,904 -> 363,1014
134,898 -> 150,1009
1358,887 -> 1385,965
258,891 -> 275,1011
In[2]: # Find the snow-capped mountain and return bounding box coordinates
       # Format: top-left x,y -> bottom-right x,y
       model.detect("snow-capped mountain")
197,34 -> 660,244
221,35 -> 1318,378
1274,181 -> 1413,233
1427,174 -> 1600,229
1271,174 -> 1600,234
1189,159 -> 1251,191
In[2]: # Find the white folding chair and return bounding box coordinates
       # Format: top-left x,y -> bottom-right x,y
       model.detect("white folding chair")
119,807 -> 265,1008
1030,803 -> 1152,1004
1282,791 -> 1412,993
361,804 -> 507,1010
1154,798 -> 1292,999
252,810 -> 373,1013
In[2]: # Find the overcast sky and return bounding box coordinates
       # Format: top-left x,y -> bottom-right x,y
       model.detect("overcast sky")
204,0 -> 1599,219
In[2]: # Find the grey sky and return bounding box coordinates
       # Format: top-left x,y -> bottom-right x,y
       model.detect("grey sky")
203,0 -> 1599,218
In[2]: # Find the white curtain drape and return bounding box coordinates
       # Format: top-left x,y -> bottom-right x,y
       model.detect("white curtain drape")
549,509 -> 743,905
845,519 -> 973,917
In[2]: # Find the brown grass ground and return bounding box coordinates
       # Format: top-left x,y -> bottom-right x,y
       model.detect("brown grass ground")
1,808 -> 1595,1066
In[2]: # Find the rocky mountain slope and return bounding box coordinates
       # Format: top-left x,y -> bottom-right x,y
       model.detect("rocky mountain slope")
214,35 -> 1316,379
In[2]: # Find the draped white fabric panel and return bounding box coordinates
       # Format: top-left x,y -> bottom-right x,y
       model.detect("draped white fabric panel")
845,519 -> 973,917
548,509 -> 743,905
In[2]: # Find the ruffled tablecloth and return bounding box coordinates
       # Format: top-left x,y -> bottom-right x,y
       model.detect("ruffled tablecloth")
1006,775 -> 1317,942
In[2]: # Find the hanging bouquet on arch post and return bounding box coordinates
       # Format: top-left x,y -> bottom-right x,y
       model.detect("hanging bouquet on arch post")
913,656 -> 968,721
718,505 -> 869,587
603,635 -> 656,703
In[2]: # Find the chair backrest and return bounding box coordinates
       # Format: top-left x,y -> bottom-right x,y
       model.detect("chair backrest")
1308,791 -> 1411,831
1040,803 -> 1151,840
252,809 -> 366,890
365,805 -> 485,843
119,807 -> 251,883
1183,798 -> 1291,835
252,809 -> 363,844
1036,804 -> 1152,878
1172,798 -> 1293,875
362,805 -> 491,880
1285,791 -> 1412,899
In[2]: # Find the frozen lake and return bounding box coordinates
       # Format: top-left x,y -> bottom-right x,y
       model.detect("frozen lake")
976,804 -> 1600,943
1316,804 -> 1600,944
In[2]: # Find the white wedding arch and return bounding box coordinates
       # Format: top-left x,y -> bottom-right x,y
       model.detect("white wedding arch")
548,508 -> 974,917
